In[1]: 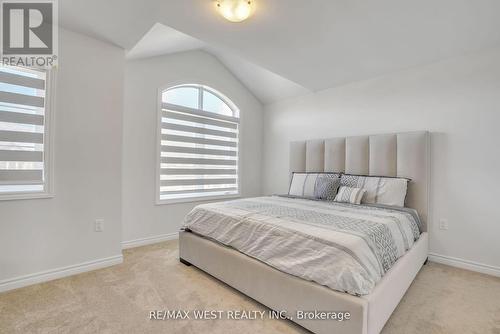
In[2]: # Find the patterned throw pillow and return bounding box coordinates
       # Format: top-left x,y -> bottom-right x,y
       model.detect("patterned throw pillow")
340,174 -> 409,207
314,175 -> 340,200
334,186 -> 366,205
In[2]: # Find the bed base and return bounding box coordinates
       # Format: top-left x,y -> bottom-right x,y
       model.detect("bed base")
179,258 -> 192,266
179,231 -> 428,334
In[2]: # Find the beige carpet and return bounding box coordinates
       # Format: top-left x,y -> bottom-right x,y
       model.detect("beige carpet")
1,240 -> 499,334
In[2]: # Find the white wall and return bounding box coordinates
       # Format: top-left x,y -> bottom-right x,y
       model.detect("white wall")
122,50 -> 263,244
262,47 -> 500,273
0,29 -> 124,287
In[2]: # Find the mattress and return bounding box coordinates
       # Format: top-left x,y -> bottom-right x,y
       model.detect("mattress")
182,196 -> 421,296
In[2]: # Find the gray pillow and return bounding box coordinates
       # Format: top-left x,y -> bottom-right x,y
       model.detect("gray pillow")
314,175 -> 340,200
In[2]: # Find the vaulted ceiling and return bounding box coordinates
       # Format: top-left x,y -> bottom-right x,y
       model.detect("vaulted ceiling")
125,23 -> 310,104
60,0 -> 500,104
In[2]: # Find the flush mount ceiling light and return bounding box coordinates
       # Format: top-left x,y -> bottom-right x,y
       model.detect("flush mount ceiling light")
216,0 -> 254,23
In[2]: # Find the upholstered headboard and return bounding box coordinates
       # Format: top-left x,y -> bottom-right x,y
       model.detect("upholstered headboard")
289,131 -> 430,231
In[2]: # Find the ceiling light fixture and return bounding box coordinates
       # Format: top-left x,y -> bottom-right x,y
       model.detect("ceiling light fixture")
216,0 -> 254,23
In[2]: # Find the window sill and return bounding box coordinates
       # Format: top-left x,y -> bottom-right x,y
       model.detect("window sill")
156,193 -> 240,206
0,192 -> 54,201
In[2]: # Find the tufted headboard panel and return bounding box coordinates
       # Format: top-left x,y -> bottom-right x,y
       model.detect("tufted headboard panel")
289,131 -> 430,231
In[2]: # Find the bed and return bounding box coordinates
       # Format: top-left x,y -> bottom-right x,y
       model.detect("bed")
179,131 -> 430,334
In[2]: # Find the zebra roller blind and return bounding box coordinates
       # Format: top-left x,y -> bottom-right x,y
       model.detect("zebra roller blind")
0,65 -> 49,196
159,85 -> 239,202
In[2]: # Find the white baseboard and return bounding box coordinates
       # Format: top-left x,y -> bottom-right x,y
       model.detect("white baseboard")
0,254 -> 123,293
429,252 -> 500,277
121,232 -> 178,250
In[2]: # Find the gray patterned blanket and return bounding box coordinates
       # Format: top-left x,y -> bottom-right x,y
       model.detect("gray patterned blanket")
182,196 -> 421,296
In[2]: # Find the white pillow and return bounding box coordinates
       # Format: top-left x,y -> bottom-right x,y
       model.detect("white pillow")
288,173 -> 340,198
334,186 -> 366,205
340,174 -> 408,207
288,173 -> 308,197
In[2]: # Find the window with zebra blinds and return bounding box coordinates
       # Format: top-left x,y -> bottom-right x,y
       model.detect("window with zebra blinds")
158,84 -> 240,204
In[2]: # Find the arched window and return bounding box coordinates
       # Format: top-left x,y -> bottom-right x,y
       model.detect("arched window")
157,84 -> 240,203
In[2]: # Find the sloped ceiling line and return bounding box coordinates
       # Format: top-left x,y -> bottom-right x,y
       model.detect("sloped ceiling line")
126,23 -> 310,105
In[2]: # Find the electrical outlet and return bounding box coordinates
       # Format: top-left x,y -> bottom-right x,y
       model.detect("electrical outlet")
95,219 -> 104,232
439,218 -> 449,230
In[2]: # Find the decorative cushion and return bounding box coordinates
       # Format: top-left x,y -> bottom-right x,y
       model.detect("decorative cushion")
334,186 -> 366,204
313,175 -> 341,200
288,172 -> 340,198
340,174 -> 409,207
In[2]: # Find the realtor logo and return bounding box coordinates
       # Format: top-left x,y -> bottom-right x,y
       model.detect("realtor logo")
1,0 -> 58,67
